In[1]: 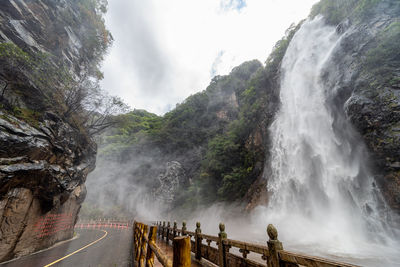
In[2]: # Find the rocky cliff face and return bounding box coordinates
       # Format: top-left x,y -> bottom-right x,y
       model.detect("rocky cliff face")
241,0 -> 400,214
0,0 -> 107,76
82,60 -> 265,217
154,161 -> 187,206
320,0 -> 400,213
0,111 -> 95,261
83,0 -> 399,221
0,0 -> 106,262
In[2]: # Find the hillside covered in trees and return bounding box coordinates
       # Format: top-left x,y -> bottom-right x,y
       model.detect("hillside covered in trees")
85,0 -> 400,221
0,0 -> 399,264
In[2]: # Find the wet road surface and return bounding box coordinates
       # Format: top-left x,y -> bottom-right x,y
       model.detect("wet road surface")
1,228 -> 133,267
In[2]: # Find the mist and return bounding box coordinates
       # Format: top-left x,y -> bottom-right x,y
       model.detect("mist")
100,0 -> 320,114
82,2 -> 400,267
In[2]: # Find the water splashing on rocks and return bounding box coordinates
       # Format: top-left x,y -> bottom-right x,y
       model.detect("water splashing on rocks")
255,16 -> 400,266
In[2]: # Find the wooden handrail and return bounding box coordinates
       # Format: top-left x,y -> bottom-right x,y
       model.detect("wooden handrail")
278,251 -> 359,267
186,231 -> 195,236
224,239 -> 270,257
134,221 -> 191,267
155,221 -> 361,267
200,234 -> 218,242
148,240 -> 173,267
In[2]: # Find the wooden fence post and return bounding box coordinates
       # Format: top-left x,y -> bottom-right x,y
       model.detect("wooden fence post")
146,226 -> 157,267
218,223 -> 228,267
266,224 -> 283,267
173,221 -> 178,238
173,236 -> 191,267
136,223 -> 143,262
194,222 -> 202,260
133,221 -> 138,262
138,223 -> 144,262
182,221 -> 187,236
167,222 -> 171,242
139,224 -> 149,266
162,221 -> 166,239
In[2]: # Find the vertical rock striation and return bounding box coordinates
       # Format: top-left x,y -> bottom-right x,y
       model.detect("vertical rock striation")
321,0 -> 400,214
0,0 -> 107,262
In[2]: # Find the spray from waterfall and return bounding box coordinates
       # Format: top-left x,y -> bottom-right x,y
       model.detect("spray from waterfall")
253,16 -> 400,263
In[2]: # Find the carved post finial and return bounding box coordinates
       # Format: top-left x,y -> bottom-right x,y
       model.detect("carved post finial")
267,224 -> 278,241
266,224 -> 283,267
182,221 -> 187,236
173,221 -> 178,237
195,221 -> 201,234
194,221 -> 202,260
218,222 -> 228,267
166,221 -> 171,242
218,223 -> 227,238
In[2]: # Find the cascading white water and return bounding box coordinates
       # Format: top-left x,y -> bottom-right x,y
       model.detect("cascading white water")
255,16 -> 400,265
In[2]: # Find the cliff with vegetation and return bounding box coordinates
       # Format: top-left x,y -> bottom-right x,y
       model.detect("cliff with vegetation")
0,0 -> 112,262
310,0 -> 400,213
85,0 -> 400,219
85,34 -> 296,216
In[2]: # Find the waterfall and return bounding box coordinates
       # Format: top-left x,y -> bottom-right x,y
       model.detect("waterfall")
258,16 -> 400,263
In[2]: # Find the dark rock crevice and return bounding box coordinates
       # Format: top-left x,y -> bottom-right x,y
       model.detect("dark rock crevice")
0,0 -> 100,262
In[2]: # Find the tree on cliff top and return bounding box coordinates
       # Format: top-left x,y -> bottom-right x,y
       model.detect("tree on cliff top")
0,0 -> 125,137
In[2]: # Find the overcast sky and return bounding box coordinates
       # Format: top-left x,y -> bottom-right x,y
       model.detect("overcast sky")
100,0 -> 319,115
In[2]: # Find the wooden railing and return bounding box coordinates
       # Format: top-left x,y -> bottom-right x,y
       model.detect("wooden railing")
156,221 -> 361,267
134,221 -> 191,267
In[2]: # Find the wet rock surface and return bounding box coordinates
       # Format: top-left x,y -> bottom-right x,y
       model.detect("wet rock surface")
246,1 -> 400,214
0,0 -> 98,262
154,161 -> 187,206
0,111 -> 95,262
0,0 -> 91,74
322,1 -> 400,213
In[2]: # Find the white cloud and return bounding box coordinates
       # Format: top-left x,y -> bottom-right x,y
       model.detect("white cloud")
100,0 -> 319,115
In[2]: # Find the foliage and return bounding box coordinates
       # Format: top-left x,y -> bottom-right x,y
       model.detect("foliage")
92,0 -> 400,211
0,42 -> 64,108
81,85 -> 130,135
265,23 -> 301,78
0,43 -> 31,67
150,61 -> 262,153
157,92 -> 216,152
76,0 -> 113,77
364,21 -> 400,85
0,42 -> 126,136
310,0 -> 358,25
99,109 -> 162,156
310,0 -> 383,25
98,60 -> 265,206
80,203 -> 105,219
11,107 -> 42,128
0,0 -> 122,138
198,68 -> 268,202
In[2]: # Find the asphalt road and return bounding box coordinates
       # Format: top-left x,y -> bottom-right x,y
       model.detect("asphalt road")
1,228 -> 133,267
